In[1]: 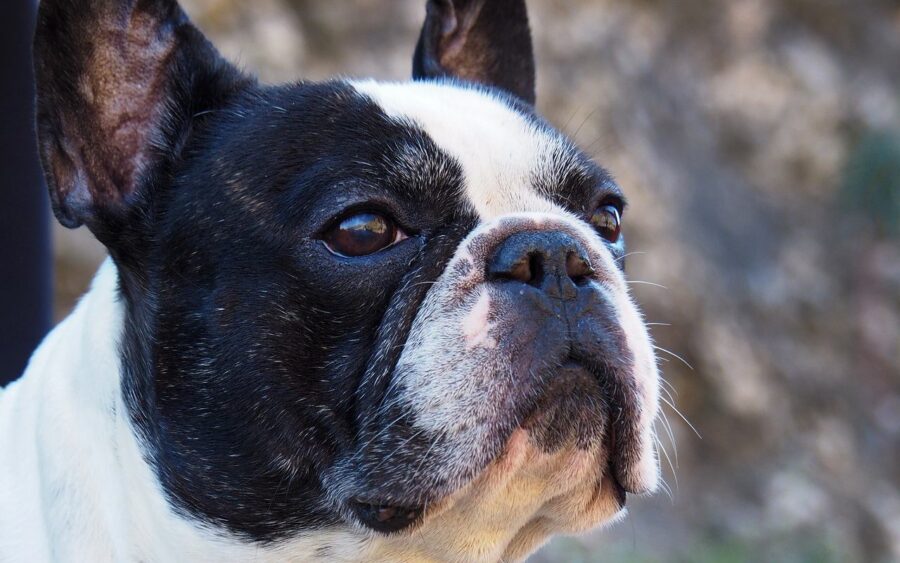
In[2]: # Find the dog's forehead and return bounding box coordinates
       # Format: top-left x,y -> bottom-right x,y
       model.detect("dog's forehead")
352,79 -> 581,220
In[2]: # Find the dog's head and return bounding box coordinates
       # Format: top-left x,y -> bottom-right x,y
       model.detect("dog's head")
34,0 -> 659,559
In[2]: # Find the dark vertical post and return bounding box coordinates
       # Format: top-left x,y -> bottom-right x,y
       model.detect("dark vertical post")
0,0 -> 51,386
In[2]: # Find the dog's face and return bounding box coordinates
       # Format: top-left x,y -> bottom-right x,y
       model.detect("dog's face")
34,0 -> 659,559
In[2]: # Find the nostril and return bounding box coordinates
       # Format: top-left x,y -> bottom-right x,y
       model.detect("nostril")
502,252 -> 543,285
507,256 -> 531,284
566,251 -> 594,286
487,231 -> 591,291
527,253 -> 544,286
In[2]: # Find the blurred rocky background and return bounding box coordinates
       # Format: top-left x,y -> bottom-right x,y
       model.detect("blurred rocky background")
47,0 -> 900,561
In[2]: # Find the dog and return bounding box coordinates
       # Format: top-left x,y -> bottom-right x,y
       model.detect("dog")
0,0 -> 661,561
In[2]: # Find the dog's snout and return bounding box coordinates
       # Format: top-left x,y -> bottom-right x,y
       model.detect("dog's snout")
487,231 -> 594,298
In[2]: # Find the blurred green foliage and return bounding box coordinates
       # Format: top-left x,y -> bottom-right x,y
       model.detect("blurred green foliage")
841,129 -> 900,237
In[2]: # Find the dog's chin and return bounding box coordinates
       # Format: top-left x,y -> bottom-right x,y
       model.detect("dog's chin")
346,426 -> 630,562
347,362 -> 633,541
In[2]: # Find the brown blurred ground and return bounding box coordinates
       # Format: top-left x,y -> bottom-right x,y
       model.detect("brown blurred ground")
51,1 -> 900,561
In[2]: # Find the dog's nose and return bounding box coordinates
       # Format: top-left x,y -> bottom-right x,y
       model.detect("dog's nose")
487,231 -> 594,299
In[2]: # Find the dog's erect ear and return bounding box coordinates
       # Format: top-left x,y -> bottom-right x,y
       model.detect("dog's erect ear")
33,0 -> 247,233
412,0 -> 536,105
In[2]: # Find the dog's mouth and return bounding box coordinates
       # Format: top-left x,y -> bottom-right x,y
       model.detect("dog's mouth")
606,439 -> 629,508
349,500 -> 425,534
348,359 -> 631,535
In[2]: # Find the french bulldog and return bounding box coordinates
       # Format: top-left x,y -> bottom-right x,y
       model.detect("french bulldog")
0,0 -> 661,561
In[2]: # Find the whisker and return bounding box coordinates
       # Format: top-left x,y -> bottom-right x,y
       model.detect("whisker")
660,396 -> 702,439
560,106 -> 582,134
626,280 -> 669,290
658,398 -> 681,461
657,407 -> 678,466
352,404 -> 409,457
614,251 -> 646,263
654,433 -> 678,493
653,345 -> 694,371
657,380 -> 682,463
654,467 -> 674,501
368,394 -> 408,426
361,427 -> 428,480
657,377 -> 677,405
410,427 -> 450,484
570,106 -> 600,142
585,136 -> 613,159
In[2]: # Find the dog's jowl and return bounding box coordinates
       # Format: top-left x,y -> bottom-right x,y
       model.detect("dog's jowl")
0,0 -> 660,561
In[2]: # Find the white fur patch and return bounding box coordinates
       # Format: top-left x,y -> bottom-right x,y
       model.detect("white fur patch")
352,79 -> 565,220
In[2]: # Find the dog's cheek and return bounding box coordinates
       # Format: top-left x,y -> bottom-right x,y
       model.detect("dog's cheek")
596,261 -> 662,494
619,292 -> 661,492
394,284 -> 507,447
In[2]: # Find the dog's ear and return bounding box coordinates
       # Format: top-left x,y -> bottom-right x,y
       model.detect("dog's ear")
412,0 -> 536,105
33,0 -> 248,236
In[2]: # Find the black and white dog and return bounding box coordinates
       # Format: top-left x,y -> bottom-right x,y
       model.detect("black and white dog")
0,0 -> 661,560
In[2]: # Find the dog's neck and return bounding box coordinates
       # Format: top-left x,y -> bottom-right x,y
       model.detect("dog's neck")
0,259 -> 368,561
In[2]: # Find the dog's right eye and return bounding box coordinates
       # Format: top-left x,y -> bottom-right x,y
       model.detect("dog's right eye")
321,212 -> 407,257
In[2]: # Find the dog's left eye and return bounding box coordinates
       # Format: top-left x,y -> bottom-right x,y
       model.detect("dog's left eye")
590,204 -> 622,243
322,212 -> 407,257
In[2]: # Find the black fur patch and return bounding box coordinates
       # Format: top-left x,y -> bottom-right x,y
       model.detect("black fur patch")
119,81 -> 481,539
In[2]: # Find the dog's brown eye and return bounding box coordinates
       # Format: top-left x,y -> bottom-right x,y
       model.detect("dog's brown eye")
323,212 -> 405,257
590,204 -> 621,242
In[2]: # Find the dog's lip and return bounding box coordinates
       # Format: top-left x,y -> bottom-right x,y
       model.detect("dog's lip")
561,355 -> 636,505
349,499 -> 424,534
604,414 -> 628,506
607,462 -> 627,507
492,356 -> 632,509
